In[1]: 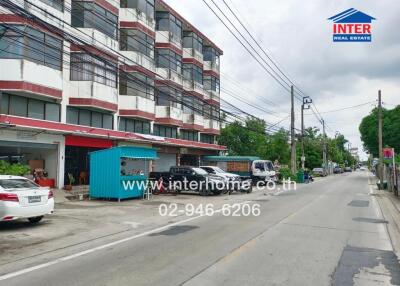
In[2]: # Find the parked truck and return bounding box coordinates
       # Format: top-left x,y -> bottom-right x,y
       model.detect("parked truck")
202,156 -> 277,184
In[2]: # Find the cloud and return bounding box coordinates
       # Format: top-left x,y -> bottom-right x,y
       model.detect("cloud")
164,0 -> 400,160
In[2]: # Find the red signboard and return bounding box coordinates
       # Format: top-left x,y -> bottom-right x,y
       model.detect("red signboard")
65,135 -> 113,148
383,148 -> 394,159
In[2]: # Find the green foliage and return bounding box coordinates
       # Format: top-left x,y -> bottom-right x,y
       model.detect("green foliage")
218,118 -> 268,158
67,173 -> 75,185
0,160 -> 30,176
359,106 -> 400,157
219,118 -> 356,169
278,167 -> 295,181
265,129 -> 290,164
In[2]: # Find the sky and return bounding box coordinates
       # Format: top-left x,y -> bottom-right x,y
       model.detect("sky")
165,0 -> 400,161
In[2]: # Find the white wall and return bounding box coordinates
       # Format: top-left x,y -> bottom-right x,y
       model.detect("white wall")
0,59 -> 63,90
119,95 -> 155,114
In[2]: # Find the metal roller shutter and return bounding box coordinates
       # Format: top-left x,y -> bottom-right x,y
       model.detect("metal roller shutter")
154,153 -> 176,172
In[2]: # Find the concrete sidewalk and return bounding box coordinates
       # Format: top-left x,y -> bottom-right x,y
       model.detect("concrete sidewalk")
370,174 -> 400,257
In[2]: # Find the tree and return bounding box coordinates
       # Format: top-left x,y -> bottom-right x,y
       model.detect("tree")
265,128 -> 290,164
218,118 -> 268,158
359,106 -> 400,157
219,119 -> 355,168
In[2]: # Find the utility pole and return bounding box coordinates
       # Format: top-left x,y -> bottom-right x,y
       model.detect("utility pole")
301,104 -> 304,170
378,90 -> 383,189
322,119 -> 327,175
290,85 -> 297,174
301,97 -> 312,170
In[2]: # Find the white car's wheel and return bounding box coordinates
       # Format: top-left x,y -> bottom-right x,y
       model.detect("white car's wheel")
28,216 -> 43,224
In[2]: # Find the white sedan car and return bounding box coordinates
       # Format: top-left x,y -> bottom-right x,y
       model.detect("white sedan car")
0,175 -> 54,223
200,166 -> 242,182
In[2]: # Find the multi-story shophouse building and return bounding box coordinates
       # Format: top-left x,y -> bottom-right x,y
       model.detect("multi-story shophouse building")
0,0 -> 223,188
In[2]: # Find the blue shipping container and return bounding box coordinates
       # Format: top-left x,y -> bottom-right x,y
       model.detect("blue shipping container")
89,146 -> 157,200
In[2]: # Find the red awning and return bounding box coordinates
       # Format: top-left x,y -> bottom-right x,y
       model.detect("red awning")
65,135 -> 113,148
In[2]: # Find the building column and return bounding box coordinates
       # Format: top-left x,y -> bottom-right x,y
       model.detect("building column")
150,121 -> 154,134
57,137 -> 66,189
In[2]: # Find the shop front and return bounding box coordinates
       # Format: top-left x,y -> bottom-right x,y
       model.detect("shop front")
0,129 -> 65,188
152,144 -> 219,170
64,135 -> 113,187
153,146 -> 179,172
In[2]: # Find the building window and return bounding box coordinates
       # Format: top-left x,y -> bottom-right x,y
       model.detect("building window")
71,1 -> 118,39
200,134 -> 215,144
182,95 -> 202,115
119,72 -> 154,100
70,52 -> 118,88
45,103 -> 61,121
204,76 -> 220,93
153,124 -> 177,138
120,0 -> 155,20
203,46 -> 220,65
183,64 -> 203,84
38,0 -> 64,11
1,93 -> 60,122
204,105 -> 220,120
120,29 -> 154,58
183,31 -> 203,53
66,107 -> 114,129
211,106 -> 220,120
156,87 -> 182,108
155,49 -> 182,73
0,25 -> 63,70
156,12 -> 182,44
118,117 -> 150,134
181,130 -> 198,141
28,99 -> 45,120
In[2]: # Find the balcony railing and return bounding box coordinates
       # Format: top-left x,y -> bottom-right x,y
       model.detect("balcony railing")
183,48 -> 203,63
0,59 -> 62,98
155,106 -> 183,121
156,31 -> 182,50
183,79 -> 205,97
119,95 -> 155,115
203,60 -> 220,74
156,68 -> 183,86
76,28 -> 119,52
69,81 -> 118,107
183,113 -> 204,127
204,118 -> 220,132
120,51 -> 155,73
119,8 -> 156,31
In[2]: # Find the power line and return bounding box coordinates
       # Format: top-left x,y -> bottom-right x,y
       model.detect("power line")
304,101 -> 376,115
201,0 -> 294,95
220,0 -> 297,88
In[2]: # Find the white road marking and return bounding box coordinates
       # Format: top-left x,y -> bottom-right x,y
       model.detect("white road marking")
0,200 -> 252,281
121,221 -> 142,229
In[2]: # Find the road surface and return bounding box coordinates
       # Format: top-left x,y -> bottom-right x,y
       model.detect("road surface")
1,172 -> 399,286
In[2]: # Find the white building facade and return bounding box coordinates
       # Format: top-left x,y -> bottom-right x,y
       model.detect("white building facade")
0,0 -> 223,188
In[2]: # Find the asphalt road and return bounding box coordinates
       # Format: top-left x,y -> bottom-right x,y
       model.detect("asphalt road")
1,172 -> 399,286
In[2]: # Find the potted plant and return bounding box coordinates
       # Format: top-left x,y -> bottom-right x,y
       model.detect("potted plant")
64,173 -> 75,191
